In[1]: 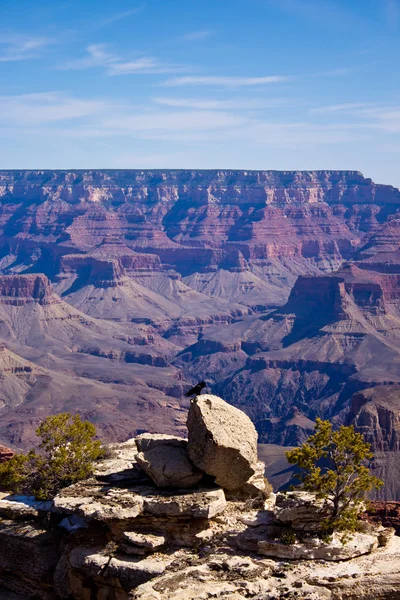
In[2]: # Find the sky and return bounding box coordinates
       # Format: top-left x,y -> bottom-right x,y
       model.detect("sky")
1,0 -> 400,186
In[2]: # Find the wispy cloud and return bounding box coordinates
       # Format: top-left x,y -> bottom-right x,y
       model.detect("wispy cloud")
311,102 -> 400,133
323,67 -> 356,77
0,89 -> 367,148
62,43 -> 183,75
108,57 -> 182,75
0,34 -> 50,62
181,30 -> 214,41
99,6 -> 143,26
0,92 -> 112,125
311,103 -> 377,114
102,110 -> 248,133
153,97 -> 288,110
162,75 -> 288,87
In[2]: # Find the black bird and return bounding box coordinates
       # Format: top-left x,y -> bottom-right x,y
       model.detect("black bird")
185,381 -> 207,397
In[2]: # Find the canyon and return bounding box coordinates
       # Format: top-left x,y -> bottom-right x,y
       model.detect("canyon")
1,170 -> 400,496
0,396 -> 397,600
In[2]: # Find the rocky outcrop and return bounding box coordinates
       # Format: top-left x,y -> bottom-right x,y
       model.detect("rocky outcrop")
0,460 -> 396,599
187,394 -> 258,490
350,386 -> 400,452
0,274 -> 57,306
0,445 -> 14,463
135,434 -> 203,488
274,491 -> 333,532
0,169 -> 399,281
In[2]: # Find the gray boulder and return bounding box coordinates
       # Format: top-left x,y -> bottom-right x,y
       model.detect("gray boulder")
135,434 -> 203,489
274,491 -> 332,531
187,394 -> 258,490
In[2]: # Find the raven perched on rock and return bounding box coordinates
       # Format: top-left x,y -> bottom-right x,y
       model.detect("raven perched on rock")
185,381 -> 207,397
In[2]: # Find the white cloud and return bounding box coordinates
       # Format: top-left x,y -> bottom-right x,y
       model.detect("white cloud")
311,103 -> 378,114
181,30 -> 214,41
152,97 -> 289,110
0,34 -> 50,62
62,44 -> 116,69
0,90 -> 378,148
62,44 -> 183,75
310,102 -> 400,133
323,67 -> 356,76
162,75 -> 288,87
108,58 -> 183,75
99,6 -> 143,26
102,110 -> 248,132
0,92 -> 111,125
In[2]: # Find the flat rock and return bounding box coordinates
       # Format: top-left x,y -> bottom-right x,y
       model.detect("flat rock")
122,532 -> 166,554
187,394 -> 258,490
94,438 -> 146,483
136,434 -> 187,452
274,491 -> 333,531
143,488 -> 226,518
258,531 -> 380,561
107,556 -> 167,591
0,498 -> 41,520
53,479 -> 145,521
136,435 -> 203,488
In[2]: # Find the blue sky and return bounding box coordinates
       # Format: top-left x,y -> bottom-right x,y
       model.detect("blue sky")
1,0 -> 400,186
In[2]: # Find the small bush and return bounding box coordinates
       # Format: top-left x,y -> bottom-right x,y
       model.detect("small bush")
280,528 -> 297,546
285,418 -> 383,535
0,413 -> 102,500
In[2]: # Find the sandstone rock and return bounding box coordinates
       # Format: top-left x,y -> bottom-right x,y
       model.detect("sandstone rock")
136,433 -> 186,452
227,460 -> 270,500
136,434 -> 203,488
68,547 -> 109,575
69,547 -> 168,591
107,556 -> 167,591
94,438 -> 143,483
0,520 -> 60,595
187,394 -> 258,490
378,526 -> 396,546
0,445 -> 14,463
122,532 -> 166,555
0,496 -> 52,520
274,491 -> 333,531
143,488 -> 226,518
259,531 -> 379,561
53,479 -> 145,521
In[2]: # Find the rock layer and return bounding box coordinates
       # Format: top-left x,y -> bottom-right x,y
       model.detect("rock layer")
2,170 -> 400,497
0,439 -> 397,600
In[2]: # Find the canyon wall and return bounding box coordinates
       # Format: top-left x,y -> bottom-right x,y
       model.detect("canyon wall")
0,170 -> 400,495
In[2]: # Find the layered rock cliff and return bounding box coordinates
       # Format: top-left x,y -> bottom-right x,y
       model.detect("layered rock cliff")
1,170 -> 400,498
0,397 -> 397,600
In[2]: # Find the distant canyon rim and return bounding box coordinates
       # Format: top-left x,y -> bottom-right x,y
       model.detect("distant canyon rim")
1,169 -> 400,497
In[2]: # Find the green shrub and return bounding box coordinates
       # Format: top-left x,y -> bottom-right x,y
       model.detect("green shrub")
280,527 -> 297,546
0,413 -> 102,500
285,418 -> 383,534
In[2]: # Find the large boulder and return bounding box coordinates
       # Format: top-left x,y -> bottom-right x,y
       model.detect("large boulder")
135,434 -> 203,488
187,394 -> 258,490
